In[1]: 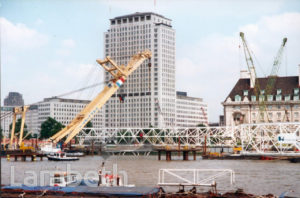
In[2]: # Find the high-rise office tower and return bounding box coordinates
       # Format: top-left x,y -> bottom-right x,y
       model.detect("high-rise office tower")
4,92 -> 24,106
104,12 -> 176,128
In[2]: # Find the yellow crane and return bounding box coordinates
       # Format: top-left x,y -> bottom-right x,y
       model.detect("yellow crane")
9,105 -> 29,149
49,50 -> 152,144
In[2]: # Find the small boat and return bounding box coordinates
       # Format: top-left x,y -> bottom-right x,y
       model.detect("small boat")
50,172 -> 80,187
50,171 -> 134,187
47,151 -> 79,161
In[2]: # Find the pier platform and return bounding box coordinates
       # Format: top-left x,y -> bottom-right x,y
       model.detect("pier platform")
155,146 -> 202,161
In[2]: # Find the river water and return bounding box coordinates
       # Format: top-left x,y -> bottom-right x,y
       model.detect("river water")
1,155 -> 300,196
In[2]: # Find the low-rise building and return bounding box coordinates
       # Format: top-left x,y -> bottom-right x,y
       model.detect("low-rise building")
37,97 -> 104,130
176,91 -> 208,127
222,68 -> 300,126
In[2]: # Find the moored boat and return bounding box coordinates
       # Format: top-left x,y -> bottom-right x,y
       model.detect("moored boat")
47,151 -> 79,161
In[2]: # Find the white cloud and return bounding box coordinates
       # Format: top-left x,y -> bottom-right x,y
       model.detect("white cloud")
56,38 -> 76,56
62,39 -> 76,48
0,17 -> 48,51
35,18 -> 44,25
177,12 -> 300,122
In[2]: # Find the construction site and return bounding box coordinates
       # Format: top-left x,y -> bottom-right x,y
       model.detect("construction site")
1,7 -> 300,198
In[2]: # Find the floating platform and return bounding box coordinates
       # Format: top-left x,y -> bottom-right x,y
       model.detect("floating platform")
1,185 -> 160,197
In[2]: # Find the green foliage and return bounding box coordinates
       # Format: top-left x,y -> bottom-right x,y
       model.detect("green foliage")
86,121 -> 93,128
85,121 -> 93,134
197,123 -> 206,127
9,118 -> 31,139
40,117 -> 64,139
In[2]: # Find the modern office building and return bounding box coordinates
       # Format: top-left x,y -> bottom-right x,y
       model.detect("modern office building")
176,91 -> 208,127
222,68 -> 300,126
103,12 -> 176,128
4,92 -> 24,106
0,106 -> 15,137
37,97 -> 104,130
26,105 -> 39,136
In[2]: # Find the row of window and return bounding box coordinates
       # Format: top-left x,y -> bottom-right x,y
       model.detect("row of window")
235,94 -> 299,102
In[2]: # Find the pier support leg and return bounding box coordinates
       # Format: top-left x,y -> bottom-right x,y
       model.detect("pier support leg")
22,156 -> 26,161
193,151 -> 196,160
183,151 -> 189,160
91,140 -> 94,156
158,151 -> 161,160
166,151 -> 172,161
31,155 -> 36,161
15,155 -> 18,161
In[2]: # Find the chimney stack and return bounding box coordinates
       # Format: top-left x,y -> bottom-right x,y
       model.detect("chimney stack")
240,70 -> 250,79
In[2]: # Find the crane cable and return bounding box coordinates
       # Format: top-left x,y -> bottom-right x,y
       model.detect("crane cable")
54,81 -> 106,98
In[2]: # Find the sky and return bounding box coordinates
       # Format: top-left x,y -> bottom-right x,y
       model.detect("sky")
1,0 -> 300,122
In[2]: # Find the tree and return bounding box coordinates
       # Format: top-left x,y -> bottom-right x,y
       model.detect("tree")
85,121 -> 93,133
197,123 -> 206,127
9,118 -> 32,139
40,117 -> 64,139
86,121 -> 93,128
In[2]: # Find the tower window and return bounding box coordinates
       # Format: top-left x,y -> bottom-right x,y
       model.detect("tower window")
267,95 -> 273,101
235,95 -> 241,102
277,89 -> 282,95
285,95 -> 291,101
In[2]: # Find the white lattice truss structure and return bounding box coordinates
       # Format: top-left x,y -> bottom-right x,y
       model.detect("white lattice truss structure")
77,122 -> 300,155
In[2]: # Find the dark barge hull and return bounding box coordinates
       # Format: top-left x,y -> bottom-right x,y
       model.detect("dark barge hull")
288,157 -> 300,163
2,185 -> 160,197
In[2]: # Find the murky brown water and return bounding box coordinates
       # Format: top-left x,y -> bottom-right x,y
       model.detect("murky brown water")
2,155 -> 300,196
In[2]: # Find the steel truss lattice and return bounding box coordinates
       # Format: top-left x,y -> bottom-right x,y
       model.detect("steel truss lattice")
77,122 -> 300,155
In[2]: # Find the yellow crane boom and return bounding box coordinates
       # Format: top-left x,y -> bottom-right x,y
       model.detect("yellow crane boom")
9,105 -> 29,149
50,50 -> 152,144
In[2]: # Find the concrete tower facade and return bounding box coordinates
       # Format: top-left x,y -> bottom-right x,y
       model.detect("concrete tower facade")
104,12 -> 176,128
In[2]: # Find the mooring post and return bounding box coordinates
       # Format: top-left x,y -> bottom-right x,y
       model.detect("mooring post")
158,150 -> 161,160
91,140 -> 94,156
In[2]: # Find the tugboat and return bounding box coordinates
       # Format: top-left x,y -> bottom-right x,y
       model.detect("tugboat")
47,151 -> 79,161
